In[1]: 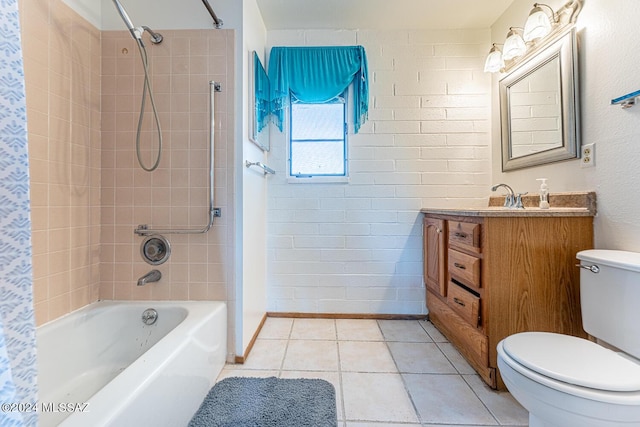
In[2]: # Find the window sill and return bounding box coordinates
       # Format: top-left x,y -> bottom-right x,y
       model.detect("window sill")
287,176 -> 350,184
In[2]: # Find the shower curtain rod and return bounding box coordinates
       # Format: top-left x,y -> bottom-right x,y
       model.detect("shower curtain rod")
201,0 -> 223,28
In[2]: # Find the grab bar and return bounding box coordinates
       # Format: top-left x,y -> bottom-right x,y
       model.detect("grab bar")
201,0 -> 223,28
135,81 -> 221,236
245,160 -> 275,175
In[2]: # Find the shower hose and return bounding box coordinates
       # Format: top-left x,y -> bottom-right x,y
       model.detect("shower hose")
134,38 -> 163,172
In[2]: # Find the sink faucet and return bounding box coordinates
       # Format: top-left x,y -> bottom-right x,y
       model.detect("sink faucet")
138,269 -> 161,286
491,183 -> 515,208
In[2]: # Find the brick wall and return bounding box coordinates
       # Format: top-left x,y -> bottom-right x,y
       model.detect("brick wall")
266,29 -> 492,314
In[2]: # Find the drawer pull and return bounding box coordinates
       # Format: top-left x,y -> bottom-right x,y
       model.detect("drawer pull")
454,232 -> 468,239
453,297 -> 466,307
453,262 -> 466,270
436,227 -> 442,234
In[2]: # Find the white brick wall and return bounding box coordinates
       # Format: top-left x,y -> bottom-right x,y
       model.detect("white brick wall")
266,29 -> 491,315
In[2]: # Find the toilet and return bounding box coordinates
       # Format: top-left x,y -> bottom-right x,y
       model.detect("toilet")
497,249 -> 640,427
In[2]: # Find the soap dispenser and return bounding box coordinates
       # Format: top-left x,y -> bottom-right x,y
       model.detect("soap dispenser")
536,178 -> 550,209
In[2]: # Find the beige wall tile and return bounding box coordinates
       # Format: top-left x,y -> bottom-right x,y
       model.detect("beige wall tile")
24,2 -> 235,356
23,0 -> 101,329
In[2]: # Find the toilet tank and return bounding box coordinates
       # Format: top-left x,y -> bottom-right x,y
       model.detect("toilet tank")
576,249 -> 640,360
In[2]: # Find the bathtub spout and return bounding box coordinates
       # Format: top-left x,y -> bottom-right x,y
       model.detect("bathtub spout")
138,269 -> 161,286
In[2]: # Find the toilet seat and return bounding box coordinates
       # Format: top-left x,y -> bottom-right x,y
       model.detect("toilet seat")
502,332 -> 640,392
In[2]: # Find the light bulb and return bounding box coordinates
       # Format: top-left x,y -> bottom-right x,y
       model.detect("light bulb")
502,29 -> 527,61
484,45 -> 504,73
523,5 -> 553,41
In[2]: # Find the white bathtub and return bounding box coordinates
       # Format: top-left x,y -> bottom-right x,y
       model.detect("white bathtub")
36,300 -> 226,427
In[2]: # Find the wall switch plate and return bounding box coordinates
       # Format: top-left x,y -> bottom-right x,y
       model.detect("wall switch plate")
581,143 -> 595,168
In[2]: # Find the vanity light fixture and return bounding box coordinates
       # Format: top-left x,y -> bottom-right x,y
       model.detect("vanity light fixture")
502,28 -> 527,61
523,3 -> 555,42
483,44 -> 505,73
484,0 -> 582,73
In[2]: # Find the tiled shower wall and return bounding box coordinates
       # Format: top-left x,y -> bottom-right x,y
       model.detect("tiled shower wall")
21,0 -> 102,325
21,0 -> 237,346
100,29 -> 236,349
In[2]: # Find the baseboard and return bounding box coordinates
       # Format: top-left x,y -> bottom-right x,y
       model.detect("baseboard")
234,312 -> 428,363
234,313 -> 268,364
266,312 -> 428,320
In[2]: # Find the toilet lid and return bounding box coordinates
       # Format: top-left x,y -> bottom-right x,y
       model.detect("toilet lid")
502,332 -> 640,392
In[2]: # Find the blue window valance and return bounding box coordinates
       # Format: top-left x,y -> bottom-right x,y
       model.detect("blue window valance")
268,45 -> 369,133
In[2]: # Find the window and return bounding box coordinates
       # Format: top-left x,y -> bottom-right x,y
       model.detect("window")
288,94 -> 348,181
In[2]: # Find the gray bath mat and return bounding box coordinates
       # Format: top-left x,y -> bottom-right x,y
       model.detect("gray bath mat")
188,376 -> 337,427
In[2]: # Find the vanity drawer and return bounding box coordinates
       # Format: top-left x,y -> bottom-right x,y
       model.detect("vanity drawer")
447,281 -> 480,328
448,221 -> 481,252
448,249 -> 481,289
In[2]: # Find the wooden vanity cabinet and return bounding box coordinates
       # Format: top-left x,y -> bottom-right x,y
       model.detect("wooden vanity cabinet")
423,217 -> 446,297
423,213 -> 593,390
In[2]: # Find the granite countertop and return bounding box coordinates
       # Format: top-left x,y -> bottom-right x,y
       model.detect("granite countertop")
421,191 -> 596,217
420,206 -> 594,217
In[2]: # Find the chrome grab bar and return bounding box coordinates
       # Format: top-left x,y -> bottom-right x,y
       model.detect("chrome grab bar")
135,81 -> 221,236
245,160 -> 275,175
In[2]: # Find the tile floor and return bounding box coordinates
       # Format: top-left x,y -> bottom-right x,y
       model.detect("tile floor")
218,318 -> 529,426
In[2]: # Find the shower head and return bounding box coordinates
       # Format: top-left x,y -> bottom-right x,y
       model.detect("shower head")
112,0 -> 139,39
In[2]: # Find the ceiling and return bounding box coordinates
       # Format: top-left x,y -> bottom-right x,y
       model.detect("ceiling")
255,0 -> 516,31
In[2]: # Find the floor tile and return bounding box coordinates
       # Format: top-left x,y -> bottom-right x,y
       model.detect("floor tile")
388,342 -> 457,374
222,318 -> 529,427
339,341 -> 397,373
346,423 -> 421,427
403,373 -> 498,425
259,317 -> 293,339
336,319 -> 384,341
421,425 -> 504,427
377,319 -> 432,342
291,318 -> 336,340
464,374 -> 529,425
342,372 -> 419,423
437,342 -> 477,374
216,368 -> 279,381
282,339 -> 339,371
419,319 -> 448,342
235,338 -> 287,370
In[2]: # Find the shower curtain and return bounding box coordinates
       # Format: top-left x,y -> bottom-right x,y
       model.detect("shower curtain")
0,0 -> 38,426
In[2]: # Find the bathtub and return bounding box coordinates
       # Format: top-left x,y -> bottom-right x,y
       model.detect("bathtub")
36,300 -> 226,427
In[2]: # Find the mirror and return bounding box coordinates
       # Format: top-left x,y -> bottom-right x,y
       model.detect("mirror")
500,28 -> 579,171
249,51 -> 270,151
